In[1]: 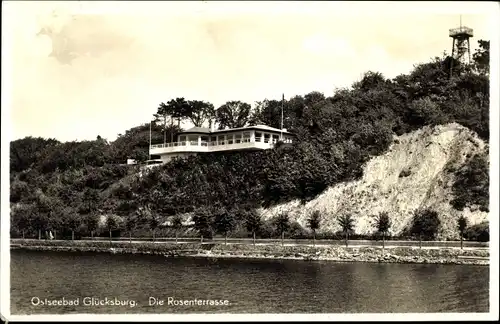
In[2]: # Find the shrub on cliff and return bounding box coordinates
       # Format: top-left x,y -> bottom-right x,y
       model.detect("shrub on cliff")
451,151 -> 489,212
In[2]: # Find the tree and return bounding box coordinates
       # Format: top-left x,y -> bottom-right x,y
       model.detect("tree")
154,102 -> 175,144
32,213 -> 49,240
154,98 -> 190,143
245,209 -> 262,246
65,208 -> 81,241
464,221 -> 489,242
33,191 -> 57,240
85,213 -> 100,240
407,97 -> 446,127
451,152 -> 489,212
106,214 -> 119,242
307,210 -> 321,247
11,204 -> 33,239
410,208 -> 441,248
80,188 -> 100,215
10,179 -> 30,203
125,216 -> 136,244
186,100 -> 215,127
250,99 -> 285,129
373,211 -> 391,251
274,212 -> 290,246
10,136 -> 59,173
304,91 -> 326,107
457,215 -> 468,250
171,215 -> 183,244
338,214 -> 355,247
215,101 -> 252,129
167,97 -> 191,128
472,39 -> 490,76
214,207 -> 236,245
149,214 -> 160,242
193,210 -> 213,243
110,122 -> 167,162
353,71 -> 387,91
48,208 -> 63,240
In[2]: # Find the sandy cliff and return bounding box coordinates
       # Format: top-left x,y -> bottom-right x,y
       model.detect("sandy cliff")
260,123 -> 489,239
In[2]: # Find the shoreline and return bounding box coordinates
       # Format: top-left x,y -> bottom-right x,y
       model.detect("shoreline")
10,240 -> 489,266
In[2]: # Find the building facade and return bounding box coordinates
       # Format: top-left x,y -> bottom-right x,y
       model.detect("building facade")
149,124 -> 294,164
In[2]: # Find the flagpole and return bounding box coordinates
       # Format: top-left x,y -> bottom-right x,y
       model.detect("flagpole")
149,121 -> 152,161
280,93 -> 284,140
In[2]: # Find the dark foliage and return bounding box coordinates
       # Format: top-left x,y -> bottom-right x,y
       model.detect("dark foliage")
410,208 -> 441,240
464,221 -> 489,242
9,43 -> 490,241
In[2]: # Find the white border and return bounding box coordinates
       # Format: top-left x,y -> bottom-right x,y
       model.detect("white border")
1,0 -> 13,321
487,4 -> 500,322
1,1 -> 499,322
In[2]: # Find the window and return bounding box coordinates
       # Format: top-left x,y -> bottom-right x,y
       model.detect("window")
243,132 -> 251,142
255,132 -> 262,142
235,133 -> 242,143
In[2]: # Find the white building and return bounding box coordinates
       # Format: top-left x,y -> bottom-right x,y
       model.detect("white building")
149,124 -> 294,164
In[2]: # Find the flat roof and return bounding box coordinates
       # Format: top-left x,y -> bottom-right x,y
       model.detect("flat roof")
179,124 -> 293,135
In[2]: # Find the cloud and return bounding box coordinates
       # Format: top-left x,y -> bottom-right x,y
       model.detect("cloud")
35,15 -> 136,65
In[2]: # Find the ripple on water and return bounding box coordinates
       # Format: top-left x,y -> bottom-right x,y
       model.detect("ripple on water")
10,250 -> 489,314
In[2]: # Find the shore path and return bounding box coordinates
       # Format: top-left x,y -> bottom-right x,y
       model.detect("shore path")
13,238 -> 489,250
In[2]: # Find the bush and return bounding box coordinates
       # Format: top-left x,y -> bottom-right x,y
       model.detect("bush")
399,168 -> 412,178
464,221 -> 489,242
451,152 -> 489,212
410,208 -> 441,240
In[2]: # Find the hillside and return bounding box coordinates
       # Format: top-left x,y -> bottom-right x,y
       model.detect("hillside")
260,123 -> 488,239
9,42 -> 490,242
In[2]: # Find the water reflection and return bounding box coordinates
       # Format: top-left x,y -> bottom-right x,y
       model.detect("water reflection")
11,250 -> 489,314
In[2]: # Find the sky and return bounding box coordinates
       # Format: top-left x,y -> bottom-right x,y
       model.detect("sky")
2,1 -> 498,142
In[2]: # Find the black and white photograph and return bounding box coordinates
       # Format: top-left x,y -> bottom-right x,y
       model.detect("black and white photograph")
1,1 -> 498,321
